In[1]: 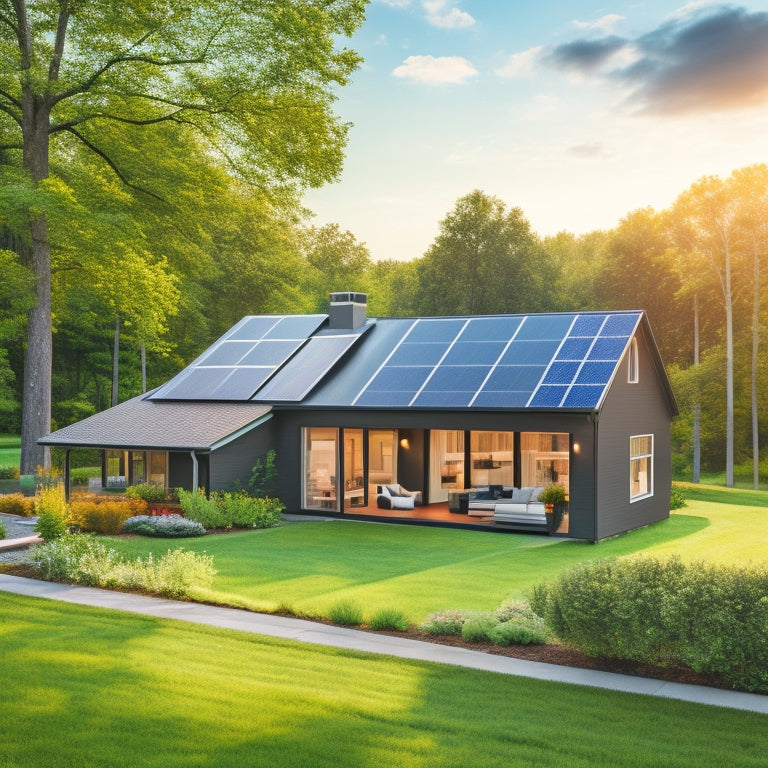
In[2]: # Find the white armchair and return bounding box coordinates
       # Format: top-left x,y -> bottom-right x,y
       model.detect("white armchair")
376,484 -> 422,510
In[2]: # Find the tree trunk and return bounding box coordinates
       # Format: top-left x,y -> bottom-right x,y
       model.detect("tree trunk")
112,316 -> 121,408
693,293 -> 700,484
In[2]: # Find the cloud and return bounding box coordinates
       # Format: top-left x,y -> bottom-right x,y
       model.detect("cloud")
572,14 -> 625,33
423,1 -> 475,29
495,46 -> 545,78
377,0 -> 412,7
392,55 -> 478,84
547,5 -> 768,115
567,142 -> 608,158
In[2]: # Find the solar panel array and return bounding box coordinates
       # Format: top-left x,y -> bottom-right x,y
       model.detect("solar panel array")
352,312 -> 641,410
150,315 -> 327,401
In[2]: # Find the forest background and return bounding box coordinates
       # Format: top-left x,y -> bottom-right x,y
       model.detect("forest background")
0,2 -> 765,488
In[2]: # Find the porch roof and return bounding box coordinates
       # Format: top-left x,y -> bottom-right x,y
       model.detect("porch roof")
39,393 -> 272,452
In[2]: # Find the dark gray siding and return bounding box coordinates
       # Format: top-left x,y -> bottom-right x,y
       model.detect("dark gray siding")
168,451 -> 209,491
596,327 -> 673,540
209,418 -> 277,492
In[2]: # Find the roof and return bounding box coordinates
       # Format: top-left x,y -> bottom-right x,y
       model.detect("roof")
40,395 -> 272,451
148,310 -> 654,412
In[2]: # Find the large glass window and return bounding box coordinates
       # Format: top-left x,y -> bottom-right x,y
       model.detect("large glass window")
429,430 -> 465,502
368,429 -> 397,500
520,432 -> 570,492
303,428 -> 339,511
470,431 -> 514,487
148,452 -> 167,487
344,429 -> 365,510
630,435 -> 653,500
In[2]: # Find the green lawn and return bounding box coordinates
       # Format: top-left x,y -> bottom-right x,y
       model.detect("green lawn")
1,591 -> 765,768
0,434 -> 20,467
106,489 -> 768,623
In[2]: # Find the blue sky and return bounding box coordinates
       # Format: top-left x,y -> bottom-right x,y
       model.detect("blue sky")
303,1 -> 768,262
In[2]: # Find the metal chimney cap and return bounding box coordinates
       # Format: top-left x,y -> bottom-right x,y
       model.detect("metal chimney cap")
330,292 -> 367,305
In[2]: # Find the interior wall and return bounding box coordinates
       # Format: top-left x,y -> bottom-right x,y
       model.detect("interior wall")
396,428 -> 424,496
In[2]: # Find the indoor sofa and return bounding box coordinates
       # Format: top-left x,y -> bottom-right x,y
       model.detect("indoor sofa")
376,484 -> 423,510
467,486 -> 547,527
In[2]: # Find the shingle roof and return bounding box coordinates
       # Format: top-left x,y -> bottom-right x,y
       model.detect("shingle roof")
40,394 -> 272,451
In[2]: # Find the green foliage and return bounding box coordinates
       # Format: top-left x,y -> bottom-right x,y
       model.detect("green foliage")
177,489 -> 226,529
531,556 -> 768,692
125,483 -> 170,504
367,607 -> 410,631
69,497 -> 148,535
461,613 -> 500,643
0,465 -> 20,480
69,466 -> 100,485
0,492 -> 36,516
30,533 -> 216,597
178,488 -> 283,530
669,483 -> 687,510
34,484 -> 70,541
248,450 -> 278,496
122,514 -> 206,538
0,518 -> 6,539
419,609 -> 467,636
538,483 -> 566,505
327,599 -> 364,626
487,620 -> 547,647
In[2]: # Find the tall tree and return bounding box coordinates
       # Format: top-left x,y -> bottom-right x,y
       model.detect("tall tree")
0,0 -> 366,472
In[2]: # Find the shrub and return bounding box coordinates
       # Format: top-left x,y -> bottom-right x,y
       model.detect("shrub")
70,498 -> 148,534
177,489 -> 225,529
70,466 -> 100,486
669,483 -> 687,510
0,466 -> 20,480
30,533 -> 116,583
34,484 -> 70,541
461,612 -> 499,643
143,548 -> 217,598
367,607 -> 410,631
419,610 -> 466,636
126,483 -> 170,504
327,599 -> 363,626
248,449 -> 278,496
0,518 -> 6,539
488,619 -> 547,646
213,491 -> 284,529
122,514 -> 206,538
0,493 -> 36,517
531,556 -> 768,693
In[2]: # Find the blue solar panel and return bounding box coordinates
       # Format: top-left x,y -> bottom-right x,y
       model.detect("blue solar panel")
226,316 -> 282,341
483,365 -> 546,391
601,314 -> 639,336
570,314 -> 606,336
239,340 -> 303,367
442,341 -> 507,366
471,391 -> 531,408
388,342 -> 451,366
199,341 -> 256,366
263,315 -> 326,339
365,366 -> 433,392
422,366 -> 490,392
157,367 -> 234,399
515,314 -> 575,341
407,318 -> 467,343
575,361 -> 615,385
499,340 -> 561,365
562,385 -> 604,408
556,337 -> 593,360
543,361 -> 581,385
460,316 -> 523,341
209,367 -> 273,399
529,385 -> 568,407
588,337 -> 628,360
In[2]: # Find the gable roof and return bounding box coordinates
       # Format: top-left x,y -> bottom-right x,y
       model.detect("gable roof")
147,310 -> 659,412
40,395 -> 272,451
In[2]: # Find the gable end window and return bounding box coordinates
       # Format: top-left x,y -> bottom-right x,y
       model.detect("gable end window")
628,337 -> 639,383
630,434 -> 653,501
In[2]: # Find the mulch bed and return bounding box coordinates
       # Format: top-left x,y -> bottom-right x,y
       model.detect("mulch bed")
0,561 -> 727,691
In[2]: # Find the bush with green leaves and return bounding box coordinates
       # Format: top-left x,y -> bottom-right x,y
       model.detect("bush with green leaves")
34,484 -> 70,541
669,483 -> 687,510
122,514 -> 206,538
177,489 -> 226,529
0,465 -> 20,480
461,612 -> 500,643
70,497 -> 148,534
418,609 -> 467,636
30,533 -> 216,598
489,600 -> 548,646
531,556 -> 768,692
0,518 -> 6,539
367,607 -> 410,631
213,492 -> 284,529
69,466 -> 100,486
125,483 -> 171,504
327,599 -> 363,626
0,492 -> 36,517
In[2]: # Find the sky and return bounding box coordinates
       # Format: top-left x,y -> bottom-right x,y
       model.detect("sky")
302,0 -> 768,262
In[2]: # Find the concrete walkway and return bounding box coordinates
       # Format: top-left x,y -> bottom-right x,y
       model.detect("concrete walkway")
1,574 -> 766,714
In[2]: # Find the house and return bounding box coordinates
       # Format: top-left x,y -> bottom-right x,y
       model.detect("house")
41,293 -> 678,541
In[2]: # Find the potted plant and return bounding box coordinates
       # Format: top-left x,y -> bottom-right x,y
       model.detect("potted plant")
538,484 -> 566,533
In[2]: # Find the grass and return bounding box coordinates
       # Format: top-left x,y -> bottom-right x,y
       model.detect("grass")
1,591 -> 766,768
104,489 -> 768,624
0,434 -> 20,468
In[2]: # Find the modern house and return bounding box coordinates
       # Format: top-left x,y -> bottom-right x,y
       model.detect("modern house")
41,293 -> 678,541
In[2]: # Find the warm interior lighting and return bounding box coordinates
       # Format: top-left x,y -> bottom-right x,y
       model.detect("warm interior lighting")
400,438 -> 410,450
573,443 -> 580,454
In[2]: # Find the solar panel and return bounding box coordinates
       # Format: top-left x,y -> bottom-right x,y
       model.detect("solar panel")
353,311 -> 642,410
150,313 -> 327,401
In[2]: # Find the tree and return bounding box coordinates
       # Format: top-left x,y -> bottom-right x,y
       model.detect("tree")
0,0 -> 366,472
412,190 -> 554,316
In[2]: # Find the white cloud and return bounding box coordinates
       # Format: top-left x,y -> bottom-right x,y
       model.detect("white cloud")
572,14 -> 625,33
423,1 -> 475,29
377,0 -> 412,7
392,55 -> 478,84
495,46 -> 545,78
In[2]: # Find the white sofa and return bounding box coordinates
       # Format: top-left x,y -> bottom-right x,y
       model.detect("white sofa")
376,484 -> 423,510
468,486 -> 547,526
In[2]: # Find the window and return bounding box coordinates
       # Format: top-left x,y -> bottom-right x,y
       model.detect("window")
470,431 -> 514,487
520,432 -> 570,494
628,337 -> 639,383
630,435 -> 653,500
303,427 -> 339,511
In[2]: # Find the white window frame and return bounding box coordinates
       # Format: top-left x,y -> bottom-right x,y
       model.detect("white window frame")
628,337 -> 639,383
630,434 -> 653,502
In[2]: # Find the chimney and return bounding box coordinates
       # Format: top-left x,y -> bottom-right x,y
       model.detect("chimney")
329,292 -> 368,330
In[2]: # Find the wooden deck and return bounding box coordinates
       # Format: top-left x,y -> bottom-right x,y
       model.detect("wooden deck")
341,501 -> 495,526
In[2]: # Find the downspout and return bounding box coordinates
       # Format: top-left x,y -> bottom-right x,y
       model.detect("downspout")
190,451 -> 199,492
64,448 -> 71,503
